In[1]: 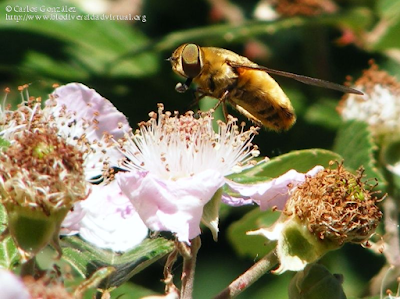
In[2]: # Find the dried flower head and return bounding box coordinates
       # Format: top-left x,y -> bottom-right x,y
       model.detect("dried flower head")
0,126 -> 87,213
23,275 -> 73,299
0,86 -> 88,258
286,161 -> 382,245
338,61 -> 400,138
249,162 -> 382,274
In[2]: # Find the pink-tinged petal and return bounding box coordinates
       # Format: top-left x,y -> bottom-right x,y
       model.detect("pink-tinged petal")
47,83 -> 130,140
46,83 -> 131,179
221,182 -> 254,207
224,166 -> 324,210
60,202 -> 85,235
0,269 -> 30,299
117,170 -> 225,243
76,181 -> 148,252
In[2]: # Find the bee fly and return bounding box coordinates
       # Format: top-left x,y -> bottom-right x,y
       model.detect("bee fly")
168,43 -> 362,131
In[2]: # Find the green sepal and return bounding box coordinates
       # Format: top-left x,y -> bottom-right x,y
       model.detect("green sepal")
4,204 -> 69,260
201,187 -> 222,241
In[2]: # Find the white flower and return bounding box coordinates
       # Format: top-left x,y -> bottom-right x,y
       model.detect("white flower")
117,104 -> 260,243
47,83 -> 148,251
338,62 -> 400,137
75,180 -> 148,252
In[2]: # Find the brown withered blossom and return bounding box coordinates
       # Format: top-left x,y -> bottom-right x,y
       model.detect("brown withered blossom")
248,162 -> 382,274
285,162 -> 383,245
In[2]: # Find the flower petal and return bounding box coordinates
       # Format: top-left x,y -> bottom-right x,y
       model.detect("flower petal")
62,181 -> 148,252
81,182 -> 148,252
47,83 -> 130,140
117,169 -> 225,243
60,203 -> 85,235
46,83 -> 131,179
223,166 -> 324,210
0,269 -> 30,299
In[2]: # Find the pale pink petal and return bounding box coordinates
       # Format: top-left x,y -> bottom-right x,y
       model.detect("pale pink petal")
0,269 -> 30,299
117,170 -> 225,243
46,83 -> 131,179
60,202 -> 85,235
47,83 -> 130,140
76,181 -> 148,252
223,166 -> 324,210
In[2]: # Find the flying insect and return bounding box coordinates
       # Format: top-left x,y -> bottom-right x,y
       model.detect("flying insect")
168,43 -> 362,131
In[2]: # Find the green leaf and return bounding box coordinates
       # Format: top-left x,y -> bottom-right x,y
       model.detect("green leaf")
227,209 -> 279,259
377,0 -> 400,21
333,120 -> 386,192
74,267 -> 116,298
370,19 -> 400,51
61,236 -> 174,288
289,264 -> 347,299
108,8 -> 373,57
82,281 -> 159,299
0,0 -> 158,80
370,0 -> 400,50
382,139 -> 400,197
228,149 -> 342,181
304,98 -> 342,130
0,204 -> 21,269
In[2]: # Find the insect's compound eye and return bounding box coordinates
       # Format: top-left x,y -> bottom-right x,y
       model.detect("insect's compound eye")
181,44 -> 202,78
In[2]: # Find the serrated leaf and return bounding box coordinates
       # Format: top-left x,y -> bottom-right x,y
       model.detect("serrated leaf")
61,236 -> 174,288
227,209 -> 279,259
228,149 -> 341,182
0,236 -> 20,269
0,204 -> 21,268
333,120 -> 386,192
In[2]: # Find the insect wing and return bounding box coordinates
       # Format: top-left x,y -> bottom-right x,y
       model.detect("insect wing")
227,62 -> 363,95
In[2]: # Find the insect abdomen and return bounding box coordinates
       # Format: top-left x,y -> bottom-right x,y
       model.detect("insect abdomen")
231,69 -> 296,131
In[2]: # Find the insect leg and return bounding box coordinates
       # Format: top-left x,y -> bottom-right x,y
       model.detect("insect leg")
212,90 -> 229,110
212,90 -> 230,121
189,89 -> 206,108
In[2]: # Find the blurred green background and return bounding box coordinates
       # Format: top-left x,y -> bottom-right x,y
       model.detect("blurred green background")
1,0 -> 399,297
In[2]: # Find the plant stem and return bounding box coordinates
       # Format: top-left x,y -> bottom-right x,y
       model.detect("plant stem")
164,247 -> 179,296
180,236 -> 201,299
213,250 -> 278,299
20,257 -> 36,277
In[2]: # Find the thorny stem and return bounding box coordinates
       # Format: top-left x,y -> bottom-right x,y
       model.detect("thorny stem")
180,237 -> 201,299
214,250 -> 278,299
